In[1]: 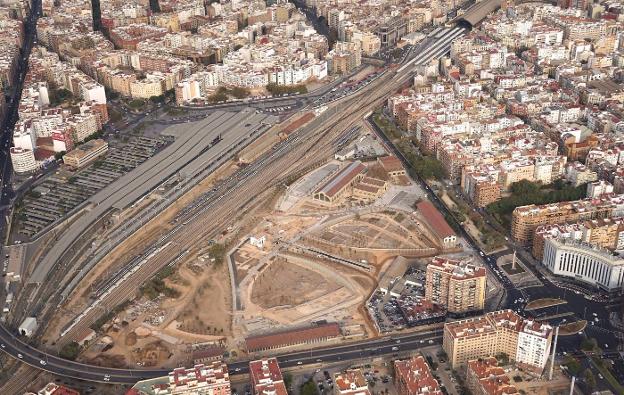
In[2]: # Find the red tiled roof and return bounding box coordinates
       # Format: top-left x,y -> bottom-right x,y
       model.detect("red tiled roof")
379,156 -> 404,172
249,358 -> 288,395
192,346 -> 225,361
416,201 -> 455,238
245,323 -> 341,352
395,356 -> 442,395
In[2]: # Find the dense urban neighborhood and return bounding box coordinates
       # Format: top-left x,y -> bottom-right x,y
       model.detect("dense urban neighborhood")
0,0 -> 622,394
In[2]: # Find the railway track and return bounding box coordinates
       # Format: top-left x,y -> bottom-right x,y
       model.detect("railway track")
52,68 -> 410,346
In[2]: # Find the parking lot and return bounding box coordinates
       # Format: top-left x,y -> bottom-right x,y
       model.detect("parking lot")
15,135 -> 168,238
367,266 -> 446,333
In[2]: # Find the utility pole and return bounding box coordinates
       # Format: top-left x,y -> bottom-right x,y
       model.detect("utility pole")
549,326 -> 559,381
569,376 -> 576,395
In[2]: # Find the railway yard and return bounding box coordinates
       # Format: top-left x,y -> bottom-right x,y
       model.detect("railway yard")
0,22 -> 482,389
63,141 -> 454,368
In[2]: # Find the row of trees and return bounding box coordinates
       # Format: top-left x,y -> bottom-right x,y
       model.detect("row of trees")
207,86 -> 251,103
266,83 -> 307,95
487,179 -> 586,225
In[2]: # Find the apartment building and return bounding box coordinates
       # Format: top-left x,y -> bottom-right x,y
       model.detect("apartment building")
542,237 -> 624,292
334,369 -> 371,395
533,217 -> 624,259
510,194 -> 624,245
10,147 -> 38,173
443,310 -> 552,374
249,358 -> 288,395
62,139 -> 109,169
394,356 -> 442,395
129,361 -> 231,395
466,358 -> 519,395
425,256 -> 487,315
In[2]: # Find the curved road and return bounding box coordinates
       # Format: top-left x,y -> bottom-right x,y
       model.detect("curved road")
0,324 -> 442,383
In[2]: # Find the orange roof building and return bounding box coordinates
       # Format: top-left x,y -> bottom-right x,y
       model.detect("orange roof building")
335,369 -> 371,395
466,358 -> 519,395
313,161 -> 366,205
416,201 -> 457,247
249,358 -> 288,395
245,323 -> 341,352
394,356 -> 443,395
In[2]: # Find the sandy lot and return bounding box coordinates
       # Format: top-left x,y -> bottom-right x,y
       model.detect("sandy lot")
251,259 -> 342,308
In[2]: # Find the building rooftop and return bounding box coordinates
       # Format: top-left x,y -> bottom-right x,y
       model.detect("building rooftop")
428,256 -> 486,280
245,322 -> 341,352
315,161 -> 365,198
416,201 -> 456,239
395,356 -> 442,395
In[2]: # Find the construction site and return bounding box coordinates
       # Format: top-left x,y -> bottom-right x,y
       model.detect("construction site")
62,145 -> 461,367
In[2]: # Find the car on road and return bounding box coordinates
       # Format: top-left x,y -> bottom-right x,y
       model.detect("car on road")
297,361 -> 303,365
39,360 -> 46,365
17,353 -> 23,359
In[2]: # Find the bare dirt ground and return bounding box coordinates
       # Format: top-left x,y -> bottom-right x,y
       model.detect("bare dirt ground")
251,259 -> 341,308
167,263 -> 232,337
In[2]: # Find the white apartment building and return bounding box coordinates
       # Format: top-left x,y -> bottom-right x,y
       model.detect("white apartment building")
542,237 -> 624,292
516,325 -> 551,371
10,147 -> 38,173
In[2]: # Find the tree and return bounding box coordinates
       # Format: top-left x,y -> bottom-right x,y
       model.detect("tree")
208,91 -> 228,103
581,338 -> 599,352
300,379 -> 319,395
495,352 -> 509,366
583,369 -> 596,392
563,356 -> 581,376
149,0 -> 161,12
283,373 -> 293,389
209,243 -> 226,265
59,341 -> 81,360
230,86 -> 250,99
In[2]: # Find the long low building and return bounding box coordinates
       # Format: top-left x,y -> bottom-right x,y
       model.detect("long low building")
542,237 -> 624,292
313,161 -> 366,205
245,323 -> 341,352
416,201 -> 457,248
63,139 -> 108,168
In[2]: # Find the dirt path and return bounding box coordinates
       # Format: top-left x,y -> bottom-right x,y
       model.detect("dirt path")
43,162 -> 239,342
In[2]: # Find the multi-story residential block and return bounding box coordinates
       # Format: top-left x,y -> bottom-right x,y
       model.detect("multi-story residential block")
542,237 -> 624,292
394,356 -> 442,395
511,194 -> 624,245
587,180 -> 614,198
425,256 -> 487,315
129,361 -> 230,395
443,310 -> 552,374
10,147 -> 38,173
334,369 -> 371,395
466,358 -> 519,395
249,358 -> 288,395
